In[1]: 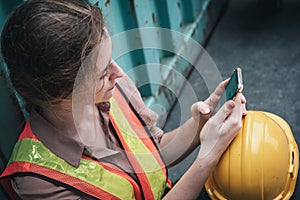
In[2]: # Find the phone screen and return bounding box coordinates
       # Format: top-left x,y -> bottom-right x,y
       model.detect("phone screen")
220,69 -> 239,106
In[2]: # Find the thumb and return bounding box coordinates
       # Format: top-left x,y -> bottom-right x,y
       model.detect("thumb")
191,101 -> 210,119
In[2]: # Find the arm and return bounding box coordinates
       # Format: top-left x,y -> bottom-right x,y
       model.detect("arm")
159,79 -> 246,166
158,80 -> 224,166
159,117 -> 202,166
163,94 -> 245,200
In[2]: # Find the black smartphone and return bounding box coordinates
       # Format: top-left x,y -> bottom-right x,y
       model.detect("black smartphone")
220,67 -> 243,106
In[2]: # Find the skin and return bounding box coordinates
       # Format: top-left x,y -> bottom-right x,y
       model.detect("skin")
162,88 -> 246,199
42,29 -> 247,199
93,31 -> 124,103
94,59 -> 124,103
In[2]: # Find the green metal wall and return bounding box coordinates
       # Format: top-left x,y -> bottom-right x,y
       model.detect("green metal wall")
0,0 -> 227,199
94,0 -> 228,125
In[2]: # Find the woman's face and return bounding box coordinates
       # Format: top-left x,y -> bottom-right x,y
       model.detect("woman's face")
94,30 -> 124,103
94,60 -> 124,103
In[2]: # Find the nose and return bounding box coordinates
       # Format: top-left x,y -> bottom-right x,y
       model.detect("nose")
108,60 -> 124,80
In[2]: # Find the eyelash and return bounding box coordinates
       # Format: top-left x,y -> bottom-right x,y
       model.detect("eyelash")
99,60 -> 112,79
99,70 -> 108,80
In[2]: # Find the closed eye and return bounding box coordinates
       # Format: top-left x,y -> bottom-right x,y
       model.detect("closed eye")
99,69 -> 108,79
98,59 -> 112,79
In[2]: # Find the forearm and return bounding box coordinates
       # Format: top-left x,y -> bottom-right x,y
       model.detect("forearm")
161,84 -> 246,200
159,117 -> 201,166
158,82 -> 225,166
162,156 -> 218,200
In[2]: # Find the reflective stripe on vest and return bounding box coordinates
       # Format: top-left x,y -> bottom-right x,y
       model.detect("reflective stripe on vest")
1,121 -> 141,200
110,84 -> 168,200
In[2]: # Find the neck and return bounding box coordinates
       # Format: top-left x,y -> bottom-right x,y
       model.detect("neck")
40,101 -> 102,138
40,99 -> 76,135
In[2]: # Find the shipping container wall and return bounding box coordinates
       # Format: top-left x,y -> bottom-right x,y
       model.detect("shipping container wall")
94,0 -> 228,126
0,0 -> 227,199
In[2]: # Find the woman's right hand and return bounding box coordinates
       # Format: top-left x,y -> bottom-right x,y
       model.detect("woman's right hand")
197,93 -> 245,164
162,94 -> 246,200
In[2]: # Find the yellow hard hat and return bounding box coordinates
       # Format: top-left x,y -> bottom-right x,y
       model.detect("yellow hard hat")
205,110 -> 299,200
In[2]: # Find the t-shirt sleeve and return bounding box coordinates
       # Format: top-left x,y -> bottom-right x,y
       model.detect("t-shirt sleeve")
11,176 -> 90,200
117,74 -> 164,144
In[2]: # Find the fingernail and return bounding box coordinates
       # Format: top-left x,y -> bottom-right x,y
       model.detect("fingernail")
242,96 -> 247,104
228,101 -> 235,109
202,106 -> 210,114
235,94 -> 242,103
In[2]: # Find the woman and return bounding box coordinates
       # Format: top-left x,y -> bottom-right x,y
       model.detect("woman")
0,0 -> 246,199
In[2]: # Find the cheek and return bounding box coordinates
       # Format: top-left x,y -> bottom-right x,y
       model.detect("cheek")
96,79 -> 105,93
94,79 -> 113,103
95,79 -> 110,95
94,80 -> 105,102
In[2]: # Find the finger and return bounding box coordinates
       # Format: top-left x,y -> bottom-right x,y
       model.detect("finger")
223,78 -> 230,87
218,95 -> 243,141
191,101 -> 210,119
205,79 -> 229,108
242,103 -> 247,116
213,100 -> 235,123
227,94 -> 243,123
198,101 -> 210,115
239,93 -> 247,104
238,93 -> 247,116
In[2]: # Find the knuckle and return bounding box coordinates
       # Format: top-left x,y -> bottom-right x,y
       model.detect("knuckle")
238,121 -> 242,129
235,120 -> 242,130
231,119 -> 240,127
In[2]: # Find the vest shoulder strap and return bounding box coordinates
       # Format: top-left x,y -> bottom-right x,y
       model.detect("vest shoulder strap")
110,85 -> 171,199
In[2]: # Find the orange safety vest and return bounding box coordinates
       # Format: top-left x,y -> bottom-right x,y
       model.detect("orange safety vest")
0,84 -> 172,200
